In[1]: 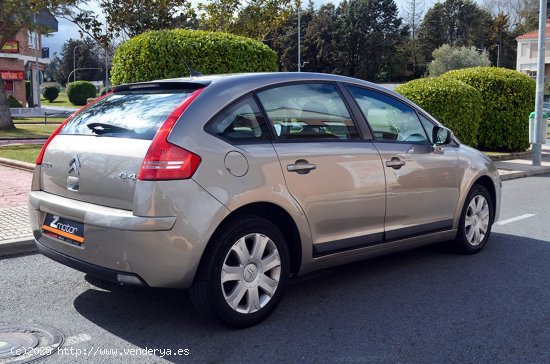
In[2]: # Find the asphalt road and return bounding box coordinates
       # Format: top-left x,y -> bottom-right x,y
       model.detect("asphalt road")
1,174 -> 549,363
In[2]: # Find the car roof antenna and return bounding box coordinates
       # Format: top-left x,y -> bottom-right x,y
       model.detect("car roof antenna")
182,60 -> 203,77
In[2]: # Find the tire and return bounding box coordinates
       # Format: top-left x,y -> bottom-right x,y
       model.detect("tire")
190,216 -> 290,328
453,184 -> 494,254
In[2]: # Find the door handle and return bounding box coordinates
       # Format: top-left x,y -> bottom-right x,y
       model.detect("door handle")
287,159 -> 317,174
385,157 -> 406,169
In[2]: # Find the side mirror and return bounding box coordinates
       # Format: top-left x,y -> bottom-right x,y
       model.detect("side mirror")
432,126 -> 453,145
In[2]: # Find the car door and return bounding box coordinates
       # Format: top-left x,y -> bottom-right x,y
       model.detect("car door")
255,82 -> 387,256
346,85 -> 460,240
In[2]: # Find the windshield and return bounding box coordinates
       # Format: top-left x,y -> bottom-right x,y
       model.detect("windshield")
61,91 -> 196,140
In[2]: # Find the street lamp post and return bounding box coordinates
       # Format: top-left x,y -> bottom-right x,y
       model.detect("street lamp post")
72,44 -> 82,83
297,3 -> 301,72
532,0 -> 547,166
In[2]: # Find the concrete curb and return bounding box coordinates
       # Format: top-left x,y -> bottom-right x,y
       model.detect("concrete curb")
499,167 -> 550,181
0,237 -> 36,258
0,158 -> 35,172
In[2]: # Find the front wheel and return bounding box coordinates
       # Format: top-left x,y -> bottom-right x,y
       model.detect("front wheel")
190,216 -> 290,328
453,184 -> 494,254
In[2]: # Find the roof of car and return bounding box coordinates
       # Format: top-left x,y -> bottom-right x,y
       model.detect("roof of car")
115,72 -> 389,94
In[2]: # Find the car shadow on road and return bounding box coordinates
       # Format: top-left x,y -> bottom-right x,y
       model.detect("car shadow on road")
73,232 -> 550,363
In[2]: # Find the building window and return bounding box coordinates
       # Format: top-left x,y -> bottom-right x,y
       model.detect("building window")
530,43 -> 538,58
28,31 -> 37,49
521,43 -> 529,57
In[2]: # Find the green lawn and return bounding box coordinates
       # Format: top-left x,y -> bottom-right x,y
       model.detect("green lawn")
0,144 -> 42,163
41,90 -> 74,107
0,124 -> 57,139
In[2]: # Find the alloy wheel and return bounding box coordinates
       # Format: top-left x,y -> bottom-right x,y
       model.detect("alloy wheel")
221,233 -> 282,314
464,195 -> 490,246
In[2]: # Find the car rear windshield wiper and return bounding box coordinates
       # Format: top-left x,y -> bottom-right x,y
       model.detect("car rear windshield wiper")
87,122 -> 135,135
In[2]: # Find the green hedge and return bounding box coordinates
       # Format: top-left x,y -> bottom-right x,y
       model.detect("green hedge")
67,81 -> 97,106
111,29 -> 278,85
8,95 -> 22,108
441,67 -> 535,152
42,86 -> 59,102
396,77 -> 482,147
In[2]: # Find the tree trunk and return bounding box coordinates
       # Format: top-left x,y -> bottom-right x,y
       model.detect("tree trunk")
0,78 -> 15,130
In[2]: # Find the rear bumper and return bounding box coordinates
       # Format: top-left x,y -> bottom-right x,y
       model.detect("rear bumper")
36,241 -> 148,286
29,191 -> 176,231
28,181 -> 229,288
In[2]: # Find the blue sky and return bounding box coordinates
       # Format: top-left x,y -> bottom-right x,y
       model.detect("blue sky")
43,0 -> 434,56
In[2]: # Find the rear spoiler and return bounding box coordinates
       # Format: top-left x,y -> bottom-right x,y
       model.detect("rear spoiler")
114,81 -> 211,93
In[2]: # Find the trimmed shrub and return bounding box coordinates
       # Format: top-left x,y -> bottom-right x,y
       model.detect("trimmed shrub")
8,95 -> 23,108
67,81 -> 97,106
86,97 -> 95,104
99,86 -> 112,96
396,77 -> 482,147
111,29 -> 278,85
441,67 -> 535,152
42,86 -> 59,102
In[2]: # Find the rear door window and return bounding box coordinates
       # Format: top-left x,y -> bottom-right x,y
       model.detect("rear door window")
61,91 -> 197,140
256,83 -> 360,141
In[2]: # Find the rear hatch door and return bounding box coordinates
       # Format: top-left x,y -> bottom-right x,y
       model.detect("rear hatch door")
40,83 -> 204,210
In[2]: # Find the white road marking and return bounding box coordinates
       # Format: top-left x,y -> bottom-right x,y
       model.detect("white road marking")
496,214 -> 536,225
64,333 -> 92,346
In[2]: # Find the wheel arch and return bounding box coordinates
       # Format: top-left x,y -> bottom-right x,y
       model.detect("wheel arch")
200,202 -> 303,276
471,175 -> 497,224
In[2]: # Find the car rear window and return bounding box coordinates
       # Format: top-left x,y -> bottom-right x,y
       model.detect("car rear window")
60,91 -> 196,140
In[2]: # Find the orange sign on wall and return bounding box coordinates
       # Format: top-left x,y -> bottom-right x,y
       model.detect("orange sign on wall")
1,41 -> 19,53
0,70 -> 25,80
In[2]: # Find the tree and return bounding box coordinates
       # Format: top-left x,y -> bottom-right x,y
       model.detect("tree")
334,0 -> 408,81
0,0 -> 80,130
301,3 -> 338,73
402,0 -> 425,76
104,0 -> 196,38
53,38 -> 104,86
264,1 -> 315,71
68,0 -> 196,41
427,44 -> 491,76
483,0 -> 545,33
417,0 -> 494,64
198,0 -> 293,41
488,13 -> 516,69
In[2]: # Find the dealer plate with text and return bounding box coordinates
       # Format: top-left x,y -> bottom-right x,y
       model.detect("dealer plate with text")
42,214 -> 85,245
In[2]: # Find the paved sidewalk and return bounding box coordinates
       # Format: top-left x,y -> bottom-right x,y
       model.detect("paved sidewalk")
0,165 -> 34,256
0,145 -> 549,258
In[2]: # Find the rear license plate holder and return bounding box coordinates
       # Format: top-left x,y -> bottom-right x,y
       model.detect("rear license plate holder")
42,214 -> 85,245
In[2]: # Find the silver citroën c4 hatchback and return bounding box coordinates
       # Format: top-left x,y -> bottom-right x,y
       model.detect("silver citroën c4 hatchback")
29,72 -> 501,328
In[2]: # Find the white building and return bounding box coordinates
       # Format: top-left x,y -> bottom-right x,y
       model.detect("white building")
516,20 -> 550,78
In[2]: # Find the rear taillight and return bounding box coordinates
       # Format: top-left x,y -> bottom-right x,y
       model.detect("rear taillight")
138,88 -> 204,181
35,92 -> 113,165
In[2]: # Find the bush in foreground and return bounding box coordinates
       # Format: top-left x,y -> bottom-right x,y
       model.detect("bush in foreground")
442,67 -> 535,151
111,29 -> 278,85
396,77 -> 482,147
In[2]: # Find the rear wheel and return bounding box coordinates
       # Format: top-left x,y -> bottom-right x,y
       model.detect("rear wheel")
190,216 -> 290,328
453,184 -> 494,254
